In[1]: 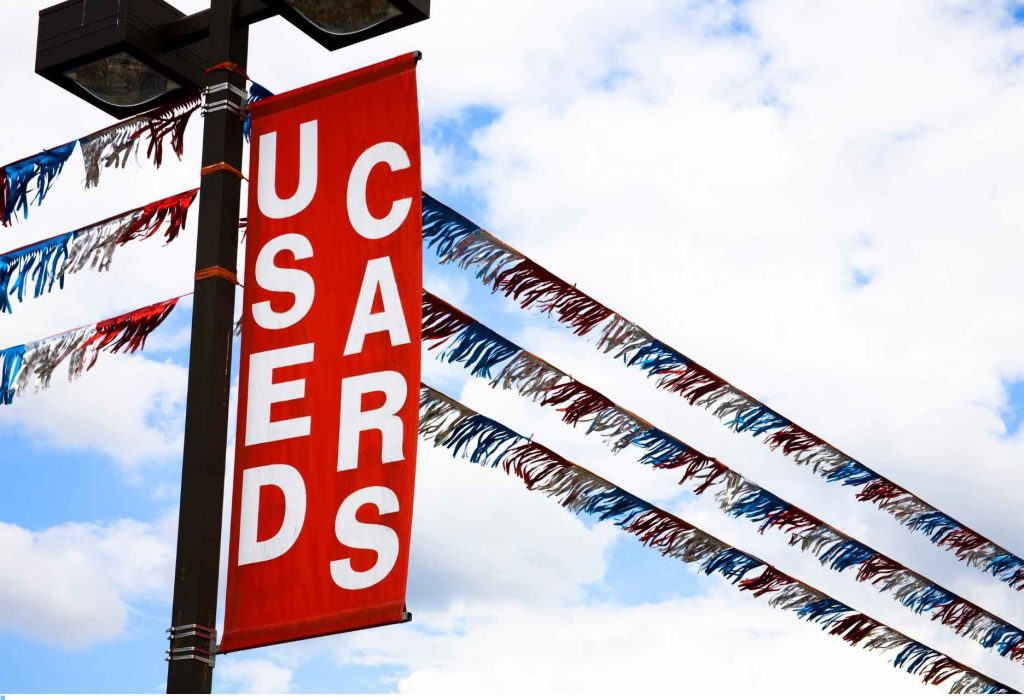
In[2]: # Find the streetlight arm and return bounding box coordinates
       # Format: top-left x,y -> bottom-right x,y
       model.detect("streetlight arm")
162,0 -> 276,51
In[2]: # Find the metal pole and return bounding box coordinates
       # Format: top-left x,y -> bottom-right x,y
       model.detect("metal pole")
167,0 -> 248,693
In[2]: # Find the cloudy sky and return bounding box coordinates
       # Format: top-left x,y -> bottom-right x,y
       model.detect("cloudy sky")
2,0 -> 1024,694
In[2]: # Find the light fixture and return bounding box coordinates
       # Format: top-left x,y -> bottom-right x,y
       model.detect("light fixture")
63,51 -> 181,108
263,0 -> 429,50
36,0 -> 205,118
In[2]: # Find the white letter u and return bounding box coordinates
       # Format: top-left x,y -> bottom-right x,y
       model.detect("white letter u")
258,120 -> 318,219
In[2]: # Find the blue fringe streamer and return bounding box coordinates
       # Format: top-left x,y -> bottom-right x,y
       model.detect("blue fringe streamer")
630,427 -> 690,466
626,340 -> 689,375
440,323 -> 521,379
572,488 -> 649,526
2,160 -> 36,223
728,489 -> 789,525
893,642 -> 941,674
727,405 -> 791,436
424,389 -> 1016,694
796,598 -> 854,626
981,624 -> 1024,656
985,553 -> 1024,582
701,548 -> 763,582
0,258 -> 12,313
243,82 -> 276,142
440,414 -> 525,464
422,194 -> 480,259
902,584 -> 955,614
823,460 -> 879,486
1,345 -> 26,405
905,511 -> 962,544
1,142 -> 76,225
819,540 -> 876,573
0,232 -> 76,313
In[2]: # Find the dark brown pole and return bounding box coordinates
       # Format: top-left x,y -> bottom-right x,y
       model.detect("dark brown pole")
166,0 -> 248,693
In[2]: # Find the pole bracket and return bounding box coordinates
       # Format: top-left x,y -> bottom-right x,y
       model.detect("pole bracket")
202,82 -> 247,118
166,623 -> 217,668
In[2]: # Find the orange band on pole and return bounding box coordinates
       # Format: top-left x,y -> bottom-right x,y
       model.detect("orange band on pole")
205,60 -> 250,80
195,266 -> 239,285
200,162 -> 247,180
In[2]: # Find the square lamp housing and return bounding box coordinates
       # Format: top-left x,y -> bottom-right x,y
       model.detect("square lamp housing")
263,0 -> 429,50
36,0 -> 205,118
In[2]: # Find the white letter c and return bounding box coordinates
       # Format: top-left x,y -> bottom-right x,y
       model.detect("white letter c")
347,142 -> 412,240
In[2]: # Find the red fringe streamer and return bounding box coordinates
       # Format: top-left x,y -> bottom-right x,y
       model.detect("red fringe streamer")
921,657 -> 965,686
80,298 -> 179,368
856,480 -> 907,504
691,460 -> 728,495
134,95 -> 201,168
655,366 -> 727,404
625,510 -> 694,550
829,613 -> 882,646
855,553 -> 903,583
759,505 -> 820,535
766,425 -> 826,456
421,292 -> 473,348
938,529 -> 987,558
118,189 -> 198,245
1010,640 -> 1024,662
931,599 -> 982,634
654,450 -> 717,474
543,290 -> 614,337
0,170 -> 7,227
540,379 -> 615,427
492,260 -> 614,336
738,566 -> 794,598
501,443 -> 565,489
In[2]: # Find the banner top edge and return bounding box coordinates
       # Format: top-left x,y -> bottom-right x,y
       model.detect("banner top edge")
249,52 -> 420,121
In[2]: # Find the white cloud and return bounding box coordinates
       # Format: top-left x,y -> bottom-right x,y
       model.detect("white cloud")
401,0 -> 1024,690
417,0 -> 1024,586
218,658 -> 294,693
2,0 -> 1024,693
0,514 -> 175,648
335,590 -> 933,696
0,353 -> 187,473
407,433 -> 619,611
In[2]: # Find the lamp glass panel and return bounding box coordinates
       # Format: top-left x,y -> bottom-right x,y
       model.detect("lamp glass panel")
63,52 -> 179,108
284,0 -> 402,35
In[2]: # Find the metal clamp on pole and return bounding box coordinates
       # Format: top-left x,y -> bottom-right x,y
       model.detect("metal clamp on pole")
202,82 -> 246,117
166,623 -> 217,668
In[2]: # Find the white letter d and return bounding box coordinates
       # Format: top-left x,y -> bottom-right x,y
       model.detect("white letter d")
238,464 -> 307,565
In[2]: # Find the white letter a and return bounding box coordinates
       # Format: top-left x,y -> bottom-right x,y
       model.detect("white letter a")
343,257 -> 410,356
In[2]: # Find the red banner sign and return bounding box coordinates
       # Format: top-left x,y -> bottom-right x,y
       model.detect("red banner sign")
221,54 -> 422,654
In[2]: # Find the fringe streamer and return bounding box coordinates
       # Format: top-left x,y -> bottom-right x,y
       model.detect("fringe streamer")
440,323 -> 520,379
420,195 -> 1024,591
14,328 -> 89,395
491,353 -> 564,402
0,233 -> 75,313
244,83 -> 275,142
417,385 -> 1014,694
75,298 -> 178,373
420,289 -> 1024,665
0,142 -> 77,226
2,297 -> 181,406
0,94 -> 202,223
113,189 -> 197,246
79,94 -> 200,189
0,190 -> 197,313
738,566 -> 794,598
1,345 -> 25,405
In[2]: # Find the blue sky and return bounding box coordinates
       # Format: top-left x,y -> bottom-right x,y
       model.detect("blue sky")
3,0 -> 1024,695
